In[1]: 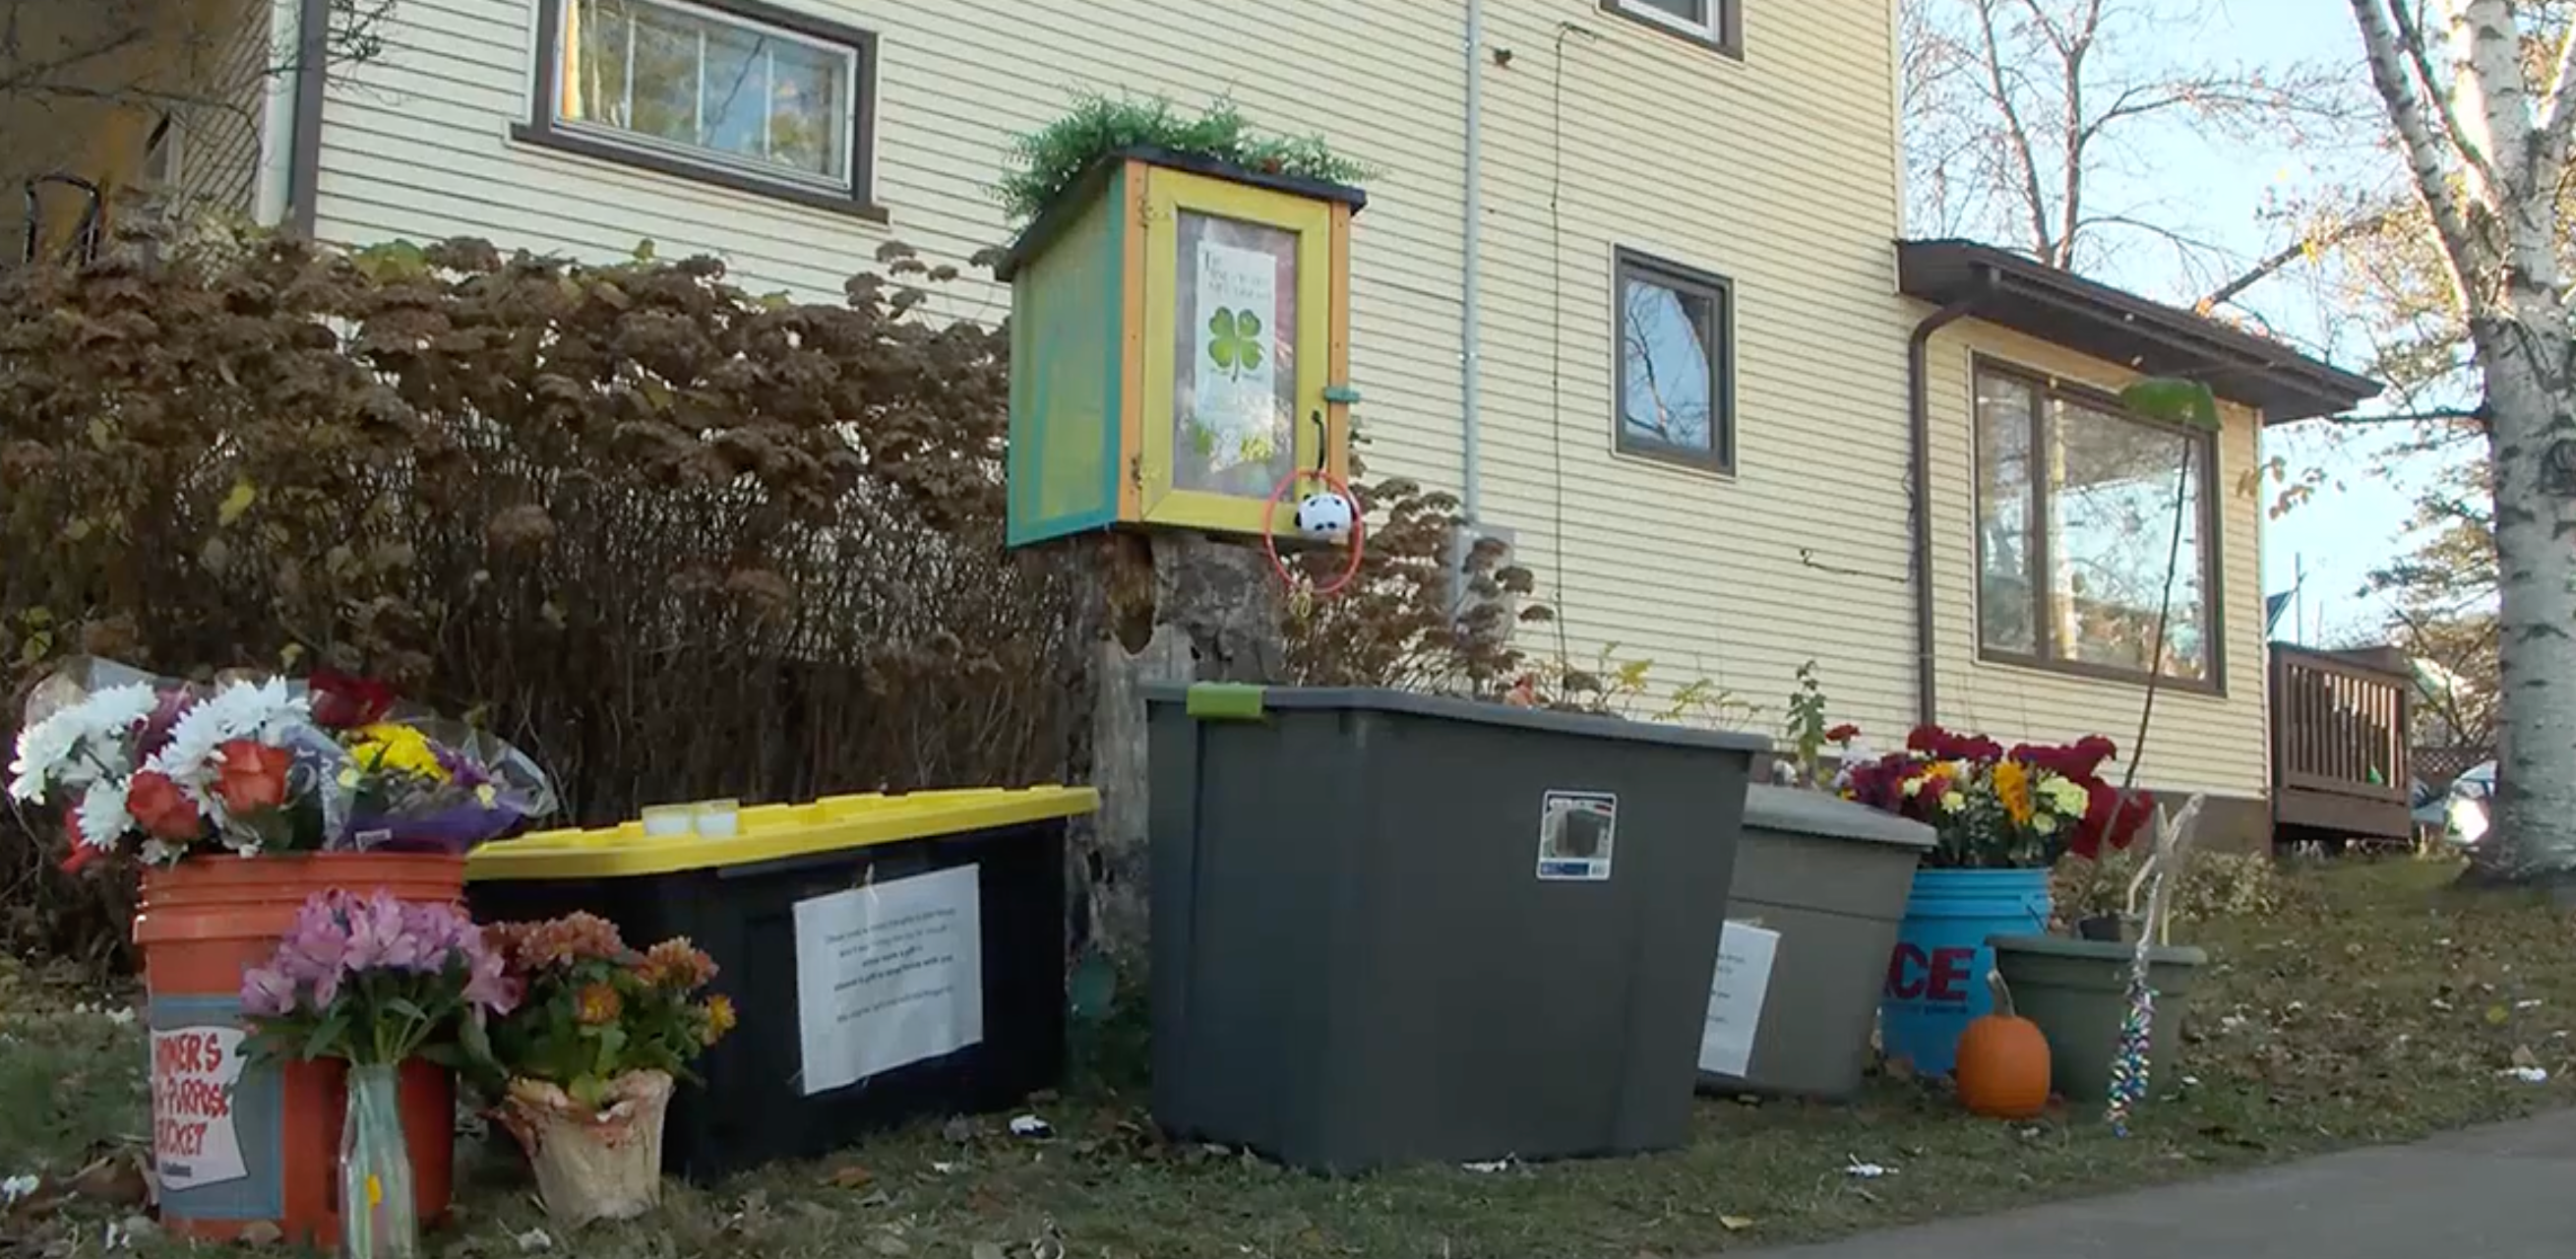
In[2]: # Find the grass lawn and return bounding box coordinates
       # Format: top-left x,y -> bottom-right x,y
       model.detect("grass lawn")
5,857 -> 2573,1258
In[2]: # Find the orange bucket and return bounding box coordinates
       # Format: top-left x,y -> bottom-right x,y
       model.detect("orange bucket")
135,853 -> 466,1247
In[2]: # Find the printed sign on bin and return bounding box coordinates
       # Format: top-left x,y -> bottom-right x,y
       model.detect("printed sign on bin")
152,1025 -> 250,1191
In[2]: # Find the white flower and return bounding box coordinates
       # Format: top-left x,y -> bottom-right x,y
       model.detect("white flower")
1,1173 -> 37,1205
75,778 -> 133,850
8,684 -> 160,803
148,679 -> 308,817
139,839 -> 178,867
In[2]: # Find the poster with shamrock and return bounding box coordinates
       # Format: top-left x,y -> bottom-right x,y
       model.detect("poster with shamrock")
1190,238 -> 1280,472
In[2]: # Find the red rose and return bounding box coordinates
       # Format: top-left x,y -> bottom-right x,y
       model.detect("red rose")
128,770 -> 203,842
214,740 -> 293,816
308,668 -> 397,730
1825,723 -> 1861,743
59,806 -> 102,874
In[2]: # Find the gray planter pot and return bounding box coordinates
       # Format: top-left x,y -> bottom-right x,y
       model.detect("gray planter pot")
1697,786 -> 1931,1100
1988,934 -> 2206,1105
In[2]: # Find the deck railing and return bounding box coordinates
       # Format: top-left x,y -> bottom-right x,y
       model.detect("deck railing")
2271,644 -> 2410,806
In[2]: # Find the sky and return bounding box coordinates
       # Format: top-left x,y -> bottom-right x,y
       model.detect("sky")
2039,0 -> 2482,646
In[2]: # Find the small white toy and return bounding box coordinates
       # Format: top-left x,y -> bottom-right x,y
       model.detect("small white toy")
1294,490 -> 1357,539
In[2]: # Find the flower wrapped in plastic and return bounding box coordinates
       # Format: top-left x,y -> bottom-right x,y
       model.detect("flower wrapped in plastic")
311,670 -> 558,855
9,657 -> 359,869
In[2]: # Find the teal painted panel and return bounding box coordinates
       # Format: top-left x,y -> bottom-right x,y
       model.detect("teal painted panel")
1009,168 -> 1123,546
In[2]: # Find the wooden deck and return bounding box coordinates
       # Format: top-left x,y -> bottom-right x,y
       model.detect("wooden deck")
2270,643 -> 2415,843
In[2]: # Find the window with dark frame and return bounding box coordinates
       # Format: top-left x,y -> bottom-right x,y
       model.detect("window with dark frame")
1601,0 -> 1744,56
1974,362 -> 2219,688
518,0 -> 881,218
1613,249 -> 1734,474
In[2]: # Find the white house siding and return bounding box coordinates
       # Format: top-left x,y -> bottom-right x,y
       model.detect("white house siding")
306,0 -> 2271,798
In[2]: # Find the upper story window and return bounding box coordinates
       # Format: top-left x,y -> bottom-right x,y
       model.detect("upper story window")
519,0 -> 883,218
1613,248 -> 1734,475
1602,0 -> 1744,58
1974,361 -> 2219,689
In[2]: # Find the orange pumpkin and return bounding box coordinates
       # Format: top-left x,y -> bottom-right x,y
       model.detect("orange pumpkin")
1955,969 -> 2051,1119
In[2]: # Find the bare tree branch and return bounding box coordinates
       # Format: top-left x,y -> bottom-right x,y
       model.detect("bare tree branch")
2351,0 -> 2488,294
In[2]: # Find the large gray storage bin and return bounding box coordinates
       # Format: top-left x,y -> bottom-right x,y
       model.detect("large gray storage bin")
1147,685 -> 1763,1171
1696,785 -> 1932,1100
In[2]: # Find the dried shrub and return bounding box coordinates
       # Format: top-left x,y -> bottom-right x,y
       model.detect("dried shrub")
0,231 -> 1086,970
2052,849 -> 2305,931
1277,433 -> 1548,694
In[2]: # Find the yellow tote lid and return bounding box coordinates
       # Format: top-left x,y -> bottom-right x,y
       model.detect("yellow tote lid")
465,787 -> 1098,880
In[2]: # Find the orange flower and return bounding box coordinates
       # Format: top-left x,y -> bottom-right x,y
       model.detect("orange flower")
496,913 -> 627,971
213,739 -> 292,816
1993,759 -> 2036,825
636,937 -> 718,990
702,994 -> 737,1046
574,982 -> 623,1026
127,770 -> 203,842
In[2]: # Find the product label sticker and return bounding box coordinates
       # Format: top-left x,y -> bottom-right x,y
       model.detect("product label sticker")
1536,790 -> 1618,881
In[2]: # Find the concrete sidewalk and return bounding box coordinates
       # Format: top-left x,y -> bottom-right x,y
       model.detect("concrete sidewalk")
1723,1109 -> 2576,1258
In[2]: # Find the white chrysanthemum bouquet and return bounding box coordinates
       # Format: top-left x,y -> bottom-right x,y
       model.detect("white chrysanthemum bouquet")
8,663 -> 357,869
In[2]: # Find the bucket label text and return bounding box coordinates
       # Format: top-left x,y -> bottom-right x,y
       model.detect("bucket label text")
1885,942 -> 1976,1004
151,1025 -> 249,1191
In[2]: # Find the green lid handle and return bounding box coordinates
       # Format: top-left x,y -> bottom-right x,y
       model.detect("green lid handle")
1186,683 -> 1268,721
1322,384 -> 1363,405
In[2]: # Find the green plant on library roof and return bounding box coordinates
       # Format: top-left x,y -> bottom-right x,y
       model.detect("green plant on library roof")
995,92 -> 1376,224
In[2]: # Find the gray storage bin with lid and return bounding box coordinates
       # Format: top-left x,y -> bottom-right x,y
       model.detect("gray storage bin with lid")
1147,684 -> 1765,1172
1695,784 -> 1932,1100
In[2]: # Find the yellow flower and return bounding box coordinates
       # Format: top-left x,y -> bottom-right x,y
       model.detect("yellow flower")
475,783 -> 498,808
1940,791 -> 1968,812
703,994 -> 738,1046
349,723 -> 449,782
2041,778 -> 2089,815
1902,777 -> 1925,798
2033,813 -> 2056,835
1993,759 -> 2035,824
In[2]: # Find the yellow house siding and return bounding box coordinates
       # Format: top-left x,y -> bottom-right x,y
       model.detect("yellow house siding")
1464,0 -> 1922,736
1923,319 -> 2271,799
301,0 -> 2278,792
305,0 -> 1472,488
167,0 -> 274,219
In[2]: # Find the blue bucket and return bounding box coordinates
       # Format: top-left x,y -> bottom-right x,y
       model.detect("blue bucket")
1880,868 -> 2052,1076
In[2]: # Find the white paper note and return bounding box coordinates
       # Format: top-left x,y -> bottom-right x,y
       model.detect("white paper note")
1697,921 -> 1782,1078
793,865 -> 985,1097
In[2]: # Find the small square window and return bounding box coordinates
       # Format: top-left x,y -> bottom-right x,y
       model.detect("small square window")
1602,0 -> 1743,56
1613,249 -> 1734,474
518,0 -> 882,219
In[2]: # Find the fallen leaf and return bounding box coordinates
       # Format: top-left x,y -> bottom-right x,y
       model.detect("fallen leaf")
68,1156 -> 148,1208
828,1165 -> 875,1189
869,1234 -> 911,1256
2486,1005 -> 2511,1026
240,1221 -> 284,1246
1718,1215 -> 1755,1231
2514,1045 -> 2541,1068
972,1245 -> 1008,1259
514,1227 -> 554,1252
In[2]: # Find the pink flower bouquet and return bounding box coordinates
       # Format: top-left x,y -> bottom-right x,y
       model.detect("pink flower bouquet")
240,891 -> 519,1066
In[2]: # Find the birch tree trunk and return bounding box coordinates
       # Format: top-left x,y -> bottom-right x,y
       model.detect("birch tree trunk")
2347,0 -> 2576,880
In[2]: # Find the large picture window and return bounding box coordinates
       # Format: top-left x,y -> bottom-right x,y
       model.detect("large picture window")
521,0 -> 879,216
1974,362 -> 2218,688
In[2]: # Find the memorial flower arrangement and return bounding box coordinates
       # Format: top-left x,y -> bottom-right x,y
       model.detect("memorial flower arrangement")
8,661 -> 559,871
238,891 -> 519,1259
1831,725 -> 2156,869
10,671 -> 353,870
310,668 -> 560,854
478,913 -> 734,1228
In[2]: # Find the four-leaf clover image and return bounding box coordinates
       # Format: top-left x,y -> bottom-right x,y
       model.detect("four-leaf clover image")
1207,307 -> 1265,378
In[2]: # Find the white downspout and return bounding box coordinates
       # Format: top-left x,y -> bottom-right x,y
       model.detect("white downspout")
1461,0 -> 1485,521
252,0 -> 301,227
